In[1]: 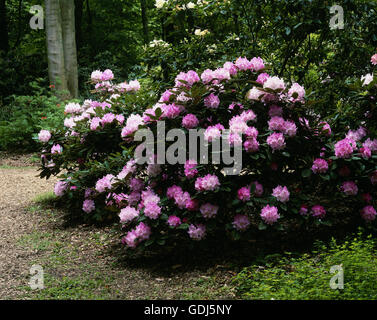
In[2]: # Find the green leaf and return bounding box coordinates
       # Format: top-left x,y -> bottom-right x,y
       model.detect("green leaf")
302,169 -> 311,178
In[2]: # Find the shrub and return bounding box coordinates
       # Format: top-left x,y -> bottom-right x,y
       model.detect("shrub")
233,231 -> 377,300
0,80 -> 66,151
37,55 -> 377,253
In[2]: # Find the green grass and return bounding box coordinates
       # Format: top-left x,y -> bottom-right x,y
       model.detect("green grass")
233,231 -> 377,300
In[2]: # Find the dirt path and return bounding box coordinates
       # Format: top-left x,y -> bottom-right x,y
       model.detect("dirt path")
0,166 -> 57,298
0,162 -> 236,300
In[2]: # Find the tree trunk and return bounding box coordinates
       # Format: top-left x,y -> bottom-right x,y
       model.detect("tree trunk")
45,0 -> 69,98
60,0 -> 79,98
45,0 -> 79,99
0,0 -> 9,53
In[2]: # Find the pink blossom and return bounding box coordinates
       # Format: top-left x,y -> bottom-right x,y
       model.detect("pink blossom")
38,130 -> 51,143
300,204 -> 309,215
182,114 -> 199,129
263,76 -> 285,91
51,144 -> 62,154
371,54 -> 377,65
82,199 -> 95,213
312,158 -> 329,174
250,57 -> 265,71
272,185 -> 290,203
235,57 -> 253,71
119,206 -> 139,223
200,203 -> 219,219
95,174 -> 115,193
204,126 -> 222,142
167,216 -> 182,227
223,62 -> 238,75
237,186 -> 251,202
363,138 -> 377,152
101,69 -> 114,81
90,117 -> 101,131
195,174 -> 220,191
101,113 -> 115,125
204,93 -> 220,109
267,132 -> 286,150
340,181 -> 358,196
243,138 -> 259,152
334,138 -> 357,158
186,199 -> 199,211
232,214 -> 250,231
184,160 -> 198,179
188,224 -> 206,240
260,205 -> 280,225
361,206 -> 377,222
311,205 -> 326,218
288,83 -> 305,101
54,180 -> 68,197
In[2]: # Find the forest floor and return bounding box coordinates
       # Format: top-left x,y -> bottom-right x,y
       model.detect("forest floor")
0,153 -> 237,299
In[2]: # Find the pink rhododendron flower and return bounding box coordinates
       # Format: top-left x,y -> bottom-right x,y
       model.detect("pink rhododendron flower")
272,185 -> 290,203
361,206 -> 377,222
363,138 -> 377,152
119,206 -> 139,223
232,214 -> 250,231
235,57 -> 253,71
311,205 -> 326,218
186,199 -> 199,211
54,180 -> 68,197
82,199 -> 95,213
268,116 -> 286,131
300,204 -> 309,215
101,69 -> 114,81
267,132 -> 286,150
250,57 -> 265,71
195,174 -> 220,191
64,102 -> 81,114
237,186 -> 251,202
121,114 -> 144,137
175,70 -> 200,87
91,70 -> 102,82
167,215 -> 182,227
182,114 -> 199,129
252,181 -> 264,197
188,224 -> 206,240
260,205 -> 280,225
167,185 -> 183,199
95,174 -> 115,193
359,147 -> 372,159
340,181 -> 358,196
204,93 -> 220,109
312,158 -> 329,174
38,130 -> 51,143
371,54 -> 377,65
223,61 -> 238,75
184,160 -> 198,179
101,113 -> 115,125
174,191 -> 191,209
204,126 -> 222,142
126,80 -> 140,91
243,138 -> 259,152
200,203 -> 219,219
246,87 -> 264,101
51,144 -> 62,154
288,83 -> 305,101
334,138 -> 356,158
319,121 -> 332,136
263,76 -> 285,91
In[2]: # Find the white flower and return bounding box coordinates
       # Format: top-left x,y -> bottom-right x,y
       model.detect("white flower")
155,0 -> 166,9
361,73 -> 373,86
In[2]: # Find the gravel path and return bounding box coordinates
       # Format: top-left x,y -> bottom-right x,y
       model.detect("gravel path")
0,167 -> 57,298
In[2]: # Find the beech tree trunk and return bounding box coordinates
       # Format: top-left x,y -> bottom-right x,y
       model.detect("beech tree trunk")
60,0 -> 78,98
45,0 -> 78,99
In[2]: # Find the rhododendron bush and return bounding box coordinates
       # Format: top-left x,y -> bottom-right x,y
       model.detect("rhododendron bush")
37,56 -> 377,252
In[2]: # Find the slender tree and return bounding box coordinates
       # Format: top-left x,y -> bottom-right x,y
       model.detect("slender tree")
45,0 -> 78,98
